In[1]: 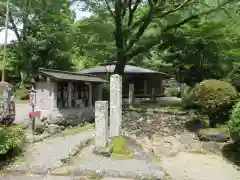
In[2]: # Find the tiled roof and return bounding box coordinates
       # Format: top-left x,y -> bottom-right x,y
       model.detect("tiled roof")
39,68 -> 107,83
79,65 -> 170,76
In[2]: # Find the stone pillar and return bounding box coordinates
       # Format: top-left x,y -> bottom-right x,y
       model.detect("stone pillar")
151,88 -> 156,101
144,80 -> 147,96
67,82 -> 73,108
180,83 -> 186,98
88,83 -> 92,106
95,101 -> 109,148
110,74 -> 122,137
128,84 -> 134,105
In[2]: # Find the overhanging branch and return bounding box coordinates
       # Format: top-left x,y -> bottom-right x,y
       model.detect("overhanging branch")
126,0 -> 235,59
125,0 -> 155,52
104,0 -> 115,17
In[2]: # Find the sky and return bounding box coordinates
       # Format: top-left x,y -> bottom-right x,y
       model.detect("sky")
0,4 -> 91,44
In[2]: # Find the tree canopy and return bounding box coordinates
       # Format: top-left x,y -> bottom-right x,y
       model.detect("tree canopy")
0,0 -> 239,88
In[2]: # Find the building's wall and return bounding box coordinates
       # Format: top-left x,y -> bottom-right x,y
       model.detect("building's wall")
35,81 -> 57,117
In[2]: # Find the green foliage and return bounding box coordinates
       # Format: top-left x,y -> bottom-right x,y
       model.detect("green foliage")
0,125 -> 25,155
228,101 -> 240,142
15,88 -> 29,100
226,64 -> 240,92
164,87 -> 180,97
191,79 -> 238,126
0,0 -> 75,85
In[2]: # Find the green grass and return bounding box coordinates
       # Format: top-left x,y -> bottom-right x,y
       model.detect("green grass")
63,124 -> 94,135
109,136 -> 133,160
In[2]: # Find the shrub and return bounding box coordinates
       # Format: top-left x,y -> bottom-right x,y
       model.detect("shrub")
0,125 -> 25,156
228,101 -> 240,142
164,87 -> 181,97
190,79 -> 238,127
182,86 -> 200,109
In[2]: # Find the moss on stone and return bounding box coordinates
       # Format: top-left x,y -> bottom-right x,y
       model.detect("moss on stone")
63,124 -> 94,135
109,136 -> 133,159
189,149 -> 210,155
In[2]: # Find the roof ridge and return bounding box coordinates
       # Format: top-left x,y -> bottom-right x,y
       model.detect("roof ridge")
39,68 -> 100,77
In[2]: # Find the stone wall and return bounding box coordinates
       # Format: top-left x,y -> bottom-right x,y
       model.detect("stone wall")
35,81 -> 57,114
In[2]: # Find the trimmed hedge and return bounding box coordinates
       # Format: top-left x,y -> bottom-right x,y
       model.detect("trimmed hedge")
228,101 -> 240,142
190,79 -> 238,127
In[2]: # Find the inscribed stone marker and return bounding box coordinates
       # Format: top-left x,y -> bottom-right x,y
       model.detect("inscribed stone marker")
95,101 -> 108,148
110,74 -> 122,137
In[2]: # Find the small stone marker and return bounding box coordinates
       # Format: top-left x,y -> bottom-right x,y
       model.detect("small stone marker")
129,83 -> 134,105
95,101 -> 108,148
110,74 -> 122,137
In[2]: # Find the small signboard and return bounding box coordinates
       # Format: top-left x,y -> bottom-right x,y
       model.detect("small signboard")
29,111 -> 41,118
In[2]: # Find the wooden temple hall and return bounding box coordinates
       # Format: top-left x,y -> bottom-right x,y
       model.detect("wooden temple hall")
35,68 -> 107,112
34,65 -> 170,114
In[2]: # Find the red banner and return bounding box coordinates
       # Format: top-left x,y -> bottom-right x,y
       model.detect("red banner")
29,111 -> 40,117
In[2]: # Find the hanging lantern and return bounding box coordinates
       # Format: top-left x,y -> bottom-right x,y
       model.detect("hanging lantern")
29,86 -> 36,107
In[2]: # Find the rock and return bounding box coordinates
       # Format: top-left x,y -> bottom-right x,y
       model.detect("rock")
35,122 -> 46,134
198,128 -> 230,142
92,146 -> 112,157
60,126 -> 65,130
152,135 -> 185,157
46,124 -> 61,135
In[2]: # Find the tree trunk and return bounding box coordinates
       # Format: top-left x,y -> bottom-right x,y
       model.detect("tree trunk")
113,0 -> 126,76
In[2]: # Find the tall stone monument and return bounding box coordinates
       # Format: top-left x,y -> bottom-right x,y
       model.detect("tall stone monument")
95,101 -> 108,148
110,74 -> 122,137
0,82 -> 15,125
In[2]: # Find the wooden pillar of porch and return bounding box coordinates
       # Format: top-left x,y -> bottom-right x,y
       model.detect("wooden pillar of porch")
67,82 -> 73,108
144,80 -> 147,96
88,83 -> 92,106
129,84 -> 134,105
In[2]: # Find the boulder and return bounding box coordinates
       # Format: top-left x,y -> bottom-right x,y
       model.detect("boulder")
35,122 -> 46,134
198,127 -> 230,142
92,146 -> 112,157
46,124 -> 61,135
0,82 -> 15,125
152,135 -> 185,157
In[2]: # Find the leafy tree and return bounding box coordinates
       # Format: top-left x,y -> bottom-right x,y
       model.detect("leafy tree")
72,14 -> 115,68
0,0 -> 74,86
75,0 -> 237,75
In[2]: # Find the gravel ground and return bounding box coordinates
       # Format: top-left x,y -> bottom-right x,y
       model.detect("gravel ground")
160,152 -> 240,180
6,130 -> 94,174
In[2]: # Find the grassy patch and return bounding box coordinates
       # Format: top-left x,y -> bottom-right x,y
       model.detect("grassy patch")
89,171 -> 103,179
109,136 -> 133,160
63,124 -> 94,135
189,149 -> 210,155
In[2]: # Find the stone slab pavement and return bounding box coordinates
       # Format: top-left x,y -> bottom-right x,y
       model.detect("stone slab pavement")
6,129 -> 95,174
51,145 -> 165,179
0,174 -> 135,180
